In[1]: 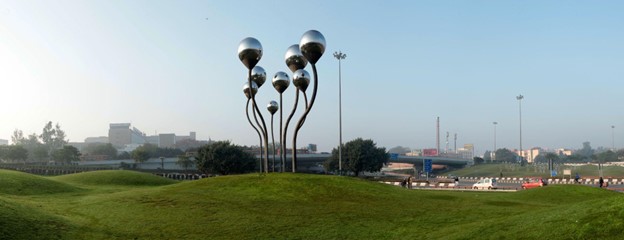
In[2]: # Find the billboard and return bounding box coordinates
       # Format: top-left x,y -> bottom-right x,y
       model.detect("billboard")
422,148 -> 438,157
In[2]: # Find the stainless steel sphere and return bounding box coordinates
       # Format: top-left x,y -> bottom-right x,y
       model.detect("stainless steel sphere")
267,100 -> 278,114
272,71 -> 290,94
238,37 -> 263,70
250,66 -> 267,88
284,44 -> 308,73
299,30 -> 326,64
292,69 -> 311,92
242,81 -> 258,99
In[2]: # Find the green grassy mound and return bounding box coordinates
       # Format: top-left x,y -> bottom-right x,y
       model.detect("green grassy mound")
52,170 -> 177,186
61,174 -> 624,239
0,169 -> 82,195
0,198 -> 72,239
3,172 -> 624,239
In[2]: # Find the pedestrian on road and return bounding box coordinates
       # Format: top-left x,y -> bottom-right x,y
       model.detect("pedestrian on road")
454,176 -> 459,186
408,176 -> 413,189
599,177 -> 604,188
574,173 -> 580,184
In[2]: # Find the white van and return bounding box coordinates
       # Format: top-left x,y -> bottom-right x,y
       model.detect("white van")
472,178 -> 498,190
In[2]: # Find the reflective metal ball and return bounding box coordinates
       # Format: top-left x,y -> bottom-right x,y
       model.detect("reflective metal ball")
238,37 -> 263,69
292,69 -> 311,92
267,100 -> 278,114
284,44 -> 308,73
250,66 -> 267,88
242,81 -> 258,99
272,71 -> 290,94
299,30 -> 326,64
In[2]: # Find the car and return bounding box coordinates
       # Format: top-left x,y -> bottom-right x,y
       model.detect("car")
472,178 -> 497,190
522,178 -> 548,189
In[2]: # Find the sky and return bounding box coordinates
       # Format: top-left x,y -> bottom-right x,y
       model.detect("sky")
1,0 -> 623,155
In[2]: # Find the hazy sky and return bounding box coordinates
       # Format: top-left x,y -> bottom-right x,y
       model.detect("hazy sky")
1,0 -> 623,154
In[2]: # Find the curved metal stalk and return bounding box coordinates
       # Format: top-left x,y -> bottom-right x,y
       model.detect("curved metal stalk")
271,114 -> 276,172
293,63 -> 319,172
248,68 -> 270,173
279,94 -> 284,172
283,89 -> 300,172
246,99 -> 263,173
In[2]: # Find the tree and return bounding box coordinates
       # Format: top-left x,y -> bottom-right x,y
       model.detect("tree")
617,149 -> 624,160
40,121 -> 55,150
544,152 -> 559,171
51,145 -> 81,163
176,155 -> 195,172
473,157 -> 484,165
52,123 -> 68,150
494,148 -> 518,162
596,150 -> 617,163
83,143 -> 118,159
0,145 -> 28,162
39,121 -> 68,159
117,151 -> 131,160
575,141 -> 594,159
324,138 -> 389,177
131,147 -> 151,167
195,141 -> 256,175
483,150 -> 492,162
11,129 -> 25,145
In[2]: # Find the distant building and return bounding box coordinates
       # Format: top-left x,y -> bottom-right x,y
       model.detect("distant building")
85,136 -> 108,143
108,123 -> 147,148
307,144 -> 317,153
0,139 -> 8,145
515,147 -> 542,163
176,132 -> 196,142
159,134 -> 176,148
556,148 -> 573,156
406,149 -> 422,156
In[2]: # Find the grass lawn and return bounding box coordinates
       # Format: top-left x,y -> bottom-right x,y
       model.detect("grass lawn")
1,169 -> 623,239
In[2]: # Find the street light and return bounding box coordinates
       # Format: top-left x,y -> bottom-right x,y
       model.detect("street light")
333,51 -> 346,174
493,121 -> 497,161
516,94 -> 524,162
160,157 -> 164,170
612,125 -> 616,151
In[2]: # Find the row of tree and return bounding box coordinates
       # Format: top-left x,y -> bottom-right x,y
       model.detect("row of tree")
3,122 -> 80,163
192,138 -> 389,176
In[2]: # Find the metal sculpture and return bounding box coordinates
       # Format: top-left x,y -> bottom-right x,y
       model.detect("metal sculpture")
238,30 -> 325,173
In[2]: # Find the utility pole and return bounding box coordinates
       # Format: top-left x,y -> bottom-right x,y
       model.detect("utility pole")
333,51 -> 346,174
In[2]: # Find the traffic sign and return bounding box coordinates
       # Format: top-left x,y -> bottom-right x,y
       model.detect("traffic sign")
424,159 -> 432,173
390,153 -> 399,160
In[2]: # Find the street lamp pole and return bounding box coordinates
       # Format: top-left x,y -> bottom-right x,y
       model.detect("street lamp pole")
493,122 -> 497,161
612,125 -> 615,151
333,51 -> 346,174
516,94 -> 524,162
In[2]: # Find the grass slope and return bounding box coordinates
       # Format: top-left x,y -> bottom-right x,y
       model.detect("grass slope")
0,169 -> 82,195
2,171 -> 623,239
52,170 -> 177,186
0,198 -> 72,240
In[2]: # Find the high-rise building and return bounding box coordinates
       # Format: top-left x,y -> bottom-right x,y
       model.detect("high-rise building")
108,123 -> 147,148
159,134 -> 176,148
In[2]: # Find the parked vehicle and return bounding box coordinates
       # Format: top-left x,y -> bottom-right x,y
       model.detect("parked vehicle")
522,178 -> 548,189
472,178 -> 497,190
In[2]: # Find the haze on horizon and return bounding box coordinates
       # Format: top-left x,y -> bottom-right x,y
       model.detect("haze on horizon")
1,0 -> 623,155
